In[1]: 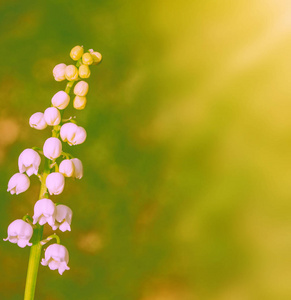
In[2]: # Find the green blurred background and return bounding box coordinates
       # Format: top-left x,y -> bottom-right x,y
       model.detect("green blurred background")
1,0 -> 291,299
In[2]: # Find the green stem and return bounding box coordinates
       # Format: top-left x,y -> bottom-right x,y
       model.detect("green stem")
40,233 -> 61,246
24,158 -> 49,300
65,80 -> 75,94
22,215 -> 33,223
23,224 -> 43,300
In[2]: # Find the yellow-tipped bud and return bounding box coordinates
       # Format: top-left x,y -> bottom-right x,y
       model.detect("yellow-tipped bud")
73,96 -> 87,110
74,81 -> 89,96
65,65 -> 79,81
89,49 -> 102,65
70,45 -> 84,61
79,64 -> 91,79
82,53 -> 93,65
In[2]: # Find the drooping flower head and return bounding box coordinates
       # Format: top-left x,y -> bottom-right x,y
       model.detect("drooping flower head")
46,172 -> 65,195
52,205 -> 73,232
71,158 -> 83,179
29,112 -> 47,130
59,159 -> 75,177
18,149 -> 41,177
7,173 -> 30,195
41,243 -> 70,275
60,123 -> 87,146
44,107 -> 61,126
3,219 -> 33,248
43,137 -> 62,160
53,63 -> 66,81
33,198 -> 56,227
51,91 -> 70,110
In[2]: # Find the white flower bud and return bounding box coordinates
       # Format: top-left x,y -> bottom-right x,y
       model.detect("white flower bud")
52,205 -> 72,232
44,107 -> 61,126
41,243 -> 70,275
43,137 -> 62,160
18,149 -> 41,176
51,91 -> 70,110
46,172 -> 65,195
29,112 -> 47,130
53,63 -> 66,81
7,173 -> 30,195
71,158 -> 83,179
3,219 -> 33,248
33,198 -> 56,227
74,81 -> 89,96
59,159 -> 74,177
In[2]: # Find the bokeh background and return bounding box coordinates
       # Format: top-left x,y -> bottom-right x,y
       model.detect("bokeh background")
0,0 -> 291,299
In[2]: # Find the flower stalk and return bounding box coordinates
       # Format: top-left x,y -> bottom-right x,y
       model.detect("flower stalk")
4,45 -> 102,300
24,93 -> 69,299
23,224 -> 43,300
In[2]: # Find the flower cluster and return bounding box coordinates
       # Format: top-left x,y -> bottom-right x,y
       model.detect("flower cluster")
4,45 -> 101,275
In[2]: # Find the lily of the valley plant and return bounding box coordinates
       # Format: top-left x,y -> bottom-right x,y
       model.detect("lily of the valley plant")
4,46 -> 102,300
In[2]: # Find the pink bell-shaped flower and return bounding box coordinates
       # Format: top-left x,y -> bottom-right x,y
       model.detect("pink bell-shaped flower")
18,149 -> 41,177
41,243 -> 70,275
46,172 -> 65,195
3,219 -> 33,248
52,205 -> 72,232
33,198 -> 56,227
7,173 -> 30,195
